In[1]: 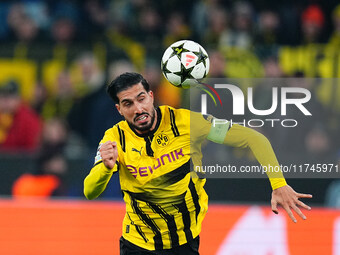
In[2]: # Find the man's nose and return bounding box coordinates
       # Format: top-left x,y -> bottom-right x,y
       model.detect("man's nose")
134,102 -> 144,114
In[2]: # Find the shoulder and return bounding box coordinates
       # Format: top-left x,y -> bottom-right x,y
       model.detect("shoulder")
100,120 -> 127,143
159,105 -> 216,123
159,105 -> 188,113
159,105 -> 191,121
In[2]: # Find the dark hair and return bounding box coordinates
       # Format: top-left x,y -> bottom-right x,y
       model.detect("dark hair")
107,72 -> 150,103
0,80 -> 19,96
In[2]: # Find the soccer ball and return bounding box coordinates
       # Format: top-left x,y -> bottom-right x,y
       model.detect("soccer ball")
161,40 -> 210,89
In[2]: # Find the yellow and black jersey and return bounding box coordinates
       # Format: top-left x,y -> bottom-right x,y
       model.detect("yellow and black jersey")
84,105 -> 287,251
86,106 -> 211,250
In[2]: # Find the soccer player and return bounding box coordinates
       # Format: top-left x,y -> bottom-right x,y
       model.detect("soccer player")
84,72 -> 312,255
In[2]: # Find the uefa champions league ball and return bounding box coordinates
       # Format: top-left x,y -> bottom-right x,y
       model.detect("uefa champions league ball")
161,40 -> 210,88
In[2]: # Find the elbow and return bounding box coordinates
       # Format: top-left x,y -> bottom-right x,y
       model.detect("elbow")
84,193 -> 96,200
84,188 -> 98,200
83,178 -> 98,200
84,187 -> 93,200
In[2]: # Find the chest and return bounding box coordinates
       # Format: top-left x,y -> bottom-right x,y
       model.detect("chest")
119,128 -> 190,180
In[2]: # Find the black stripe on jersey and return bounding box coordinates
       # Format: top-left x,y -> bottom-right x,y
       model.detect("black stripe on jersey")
122,160 -> 190,203
130,196 -> 163,250
135,225 -> 148,243
149,160 -> 190,187
148,203 -> 179,248
173,201 -> 193,242
125,190 -> 186,205
144,135 -> 154,157
126,212 -> 148,243
189,179 -> 201,222
169,108 -> 180,137
117,125 -> 126,152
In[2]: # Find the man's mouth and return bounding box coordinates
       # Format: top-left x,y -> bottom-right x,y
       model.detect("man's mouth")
135,114 -> 149,123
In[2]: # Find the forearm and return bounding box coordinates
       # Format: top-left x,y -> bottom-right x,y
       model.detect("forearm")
84,162 -> 117,200
223,124 -> 287,190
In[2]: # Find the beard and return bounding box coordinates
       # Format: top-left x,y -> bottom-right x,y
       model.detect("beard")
128,109 -> 156,133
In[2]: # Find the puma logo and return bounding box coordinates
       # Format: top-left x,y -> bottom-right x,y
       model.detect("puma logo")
132,147 -> 142,155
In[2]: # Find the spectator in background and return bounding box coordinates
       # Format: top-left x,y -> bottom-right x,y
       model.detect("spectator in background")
219,1 -> 254,49
262,56 -> 283,78
12,152 -> 67,198
328,4 -> 340,47
207,50 -> 227,78
7,3 -> 39,43
251,55 -> 284,136
6,3 -> 46,59
67,60 -> 132,198
41,117 -> 68,154
31,81 -> 48,115
11,117 -> 69,198
254,10 -> 281,59
301,5 -> 325,44
68,58 -> 126,151
191,0 -> 221,43
135,7 -> 163,60
0,81 -> 42,152
82,0 -> 108,41
42,52 -> 105,121
51,17 -> 77,45
255,10 -> 280,46
203,7 -> 230,49
50,1 -> 79,44
163,12 -> 191,47
304,124 -> 333,162
72,52 -> 105,97
41,70 -> 75,120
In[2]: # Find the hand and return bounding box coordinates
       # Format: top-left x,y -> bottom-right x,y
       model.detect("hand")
271,185 -> 312,223
100,141 -> 118,170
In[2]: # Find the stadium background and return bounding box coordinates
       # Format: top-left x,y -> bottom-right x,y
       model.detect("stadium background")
0,0 -> 340,254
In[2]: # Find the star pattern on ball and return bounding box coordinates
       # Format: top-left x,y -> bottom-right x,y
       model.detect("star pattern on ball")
174,64 -> 194,84
170,43 -> 189,59
194,47 -> 208,67
161,60 -> 171,75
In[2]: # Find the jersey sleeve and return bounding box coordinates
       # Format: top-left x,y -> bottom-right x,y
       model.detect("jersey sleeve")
190,111 -> 232,144
83,127 -> 119,200
190,111 -> 213,142
223,124 -> 287,190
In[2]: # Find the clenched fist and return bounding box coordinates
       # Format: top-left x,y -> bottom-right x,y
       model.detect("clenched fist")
100,141 -> 118,170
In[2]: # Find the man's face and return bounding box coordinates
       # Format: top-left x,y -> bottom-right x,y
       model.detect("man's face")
0,95 -> 20,113
116,83 -> 155,134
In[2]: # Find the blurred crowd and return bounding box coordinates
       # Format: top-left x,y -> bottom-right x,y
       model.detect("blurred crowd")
0,0 -> 340,202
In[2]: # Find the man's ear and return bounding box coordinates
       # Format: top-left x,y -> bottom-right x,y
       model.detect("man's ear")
115,104 -> 122,115
149,90 -> 154,102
